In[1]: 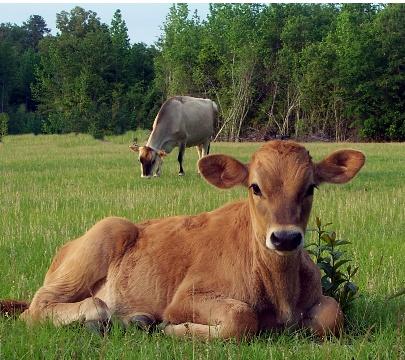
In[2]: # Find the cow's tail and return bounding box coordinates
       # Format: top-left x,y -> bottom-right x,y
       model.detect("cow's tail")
212,101 -> 219,142
0,299 -> 29,317
212,101 -> 219,116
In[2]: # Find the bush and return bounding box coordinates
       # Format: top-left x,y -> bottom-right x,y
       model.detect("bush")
7,105 -> 43,135
306,217 -> 359,312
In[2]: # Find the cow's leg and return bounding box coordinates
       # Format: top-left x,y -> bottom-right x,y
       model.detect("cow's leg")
20,217 -> 138,327
302,296 -> 343,337
178,143 -> 186,176
154,156 -> 163,177
163,297 -> 258,340
196,145 -> 203,159
196,141 -> 210,174
201,139 -> 210,156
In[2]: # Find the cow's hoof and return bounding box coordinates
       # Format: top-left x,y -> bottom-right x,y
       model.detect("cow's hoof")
178,172 -> 185,176
153,174 -> 161,177
128,313 -> 157,333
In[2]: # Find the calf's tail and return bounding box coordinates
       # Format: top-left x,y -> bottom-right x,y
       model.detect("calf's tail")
0,300 -> 29,317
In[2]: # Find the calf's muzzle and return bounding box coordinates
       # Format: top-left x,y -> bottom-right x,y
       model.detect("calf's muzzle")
270,230 -> 303,252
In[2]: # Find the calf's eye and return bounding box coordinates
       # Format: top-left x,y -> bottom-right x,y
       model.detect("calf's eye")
249,183 -> 262,196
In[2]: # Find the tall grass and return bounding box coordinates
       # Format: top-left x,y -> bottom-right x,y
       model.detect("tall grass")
0,134 -> 404,359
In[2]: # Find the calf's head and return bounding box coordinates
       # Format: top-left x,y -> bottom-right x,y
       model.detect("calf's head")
129,144 -> 167,178
198,141 -> 365,254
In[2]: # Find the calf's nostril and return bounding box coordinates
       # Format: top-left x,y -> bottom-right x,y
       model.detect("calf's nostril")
270,232 -> 282,246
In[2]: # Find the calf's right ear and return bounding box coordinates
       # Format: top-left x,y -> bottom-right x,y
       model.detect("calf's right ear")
198,154 -> 249,189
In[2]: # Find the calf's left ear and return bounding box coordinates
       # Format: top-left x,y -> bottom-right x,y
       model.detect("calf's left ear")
198,154 -> 249,189
315,149 -> 365,184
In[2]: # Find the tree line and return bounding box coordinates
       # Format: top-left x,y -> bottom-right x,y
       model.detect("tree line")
1,4 -> 404,142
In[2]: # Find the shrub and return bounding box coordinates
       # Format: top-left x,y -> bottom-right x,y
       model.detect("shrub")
306,217 -> 359,312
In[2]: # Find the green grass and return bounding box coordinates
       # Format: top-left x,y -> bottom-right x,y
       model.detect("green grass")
0,133 -> 404,359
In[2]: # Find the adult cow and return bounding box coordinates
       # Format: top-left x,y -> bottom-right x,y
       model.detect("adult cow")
1,141 -> 365,339
130,96 -> 217,177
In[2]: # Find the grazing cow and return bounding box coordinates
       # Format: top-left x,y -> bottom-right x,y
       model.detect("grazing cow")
1,141 -> 365,340
130,96 -> 217,177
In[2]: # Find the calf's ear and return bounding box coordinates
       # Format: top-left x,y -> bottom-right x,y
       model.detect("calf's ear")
129,144 -> 140,152
198,154 -> 249,189
315,149 -> 365,184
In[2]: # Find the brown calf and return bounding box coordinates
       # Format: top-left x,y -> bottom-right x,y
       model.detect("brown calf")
1,141 -> 365,339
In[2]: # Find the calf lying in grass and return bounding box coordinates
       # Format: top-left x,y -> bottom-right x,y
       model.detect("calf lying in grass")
1,140 -> 365,339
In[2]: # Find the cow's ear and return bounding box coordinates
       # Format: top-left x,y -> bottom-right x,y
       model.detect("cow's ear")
198,154 -> 249,189
129,144 -> 140,153
158,150 -> 167,158
315,149 -> 365,184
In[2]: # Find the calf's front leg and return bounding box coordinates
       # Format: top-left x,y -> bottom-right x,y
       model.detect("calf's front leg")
302,295 -> 343,337
163,297 -> 258,340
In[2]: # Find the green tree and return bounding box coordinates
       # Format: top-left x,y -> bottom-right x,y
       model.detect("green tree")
0,18 -> 46,134
23,15 -> 50,50
155,4 -> 203,96
358,4 -> 405,140
34,7 -> 114,137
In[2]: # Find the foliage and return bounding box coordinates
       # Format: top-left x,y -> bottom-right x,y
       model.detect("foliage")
0,112 -> 8,141
1,4 -> 405,140
156,3 -> 405,141
1,7 -> 159,139
306,217 -> 359,312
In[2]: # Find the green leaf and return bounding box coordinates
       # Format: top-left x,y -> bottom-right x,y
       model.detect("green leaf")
318,255 -> 331,264
319,244 -> 332,252
350,266 -> 359,277
331,250 -> 344,260
321,277 -> 333,291
345,282 -> 358,295
321,233 -> 332,245
319,262 -> 334,276
334,259 -> 351,269
305,242 -> 317,248
316,217 -> 321,228
306,249 -> 318,257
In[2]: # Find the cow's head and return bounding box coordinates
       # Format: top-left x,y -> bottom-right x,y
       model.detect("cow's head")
198,141 -> 365,255
129,144 -> 167,178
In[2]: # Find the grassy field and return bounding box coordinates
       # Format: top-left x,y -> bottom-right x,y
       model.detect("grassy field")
0,133 -> 404,359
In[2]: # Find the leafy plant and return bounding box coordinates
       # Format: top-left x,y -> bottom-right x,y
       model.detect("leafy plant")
306,217 -> 359,312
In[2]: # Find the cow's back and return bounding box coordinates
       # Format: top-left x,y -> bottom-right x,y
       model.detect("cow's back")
150,97 -> 215,150
180,97 -> 215,145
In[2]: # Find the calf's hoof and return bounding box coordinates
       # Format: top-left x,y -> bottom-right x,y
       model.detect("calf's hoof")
85,319 -> 111,336
128,313 -> 157,333
178,172 -> 185,176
